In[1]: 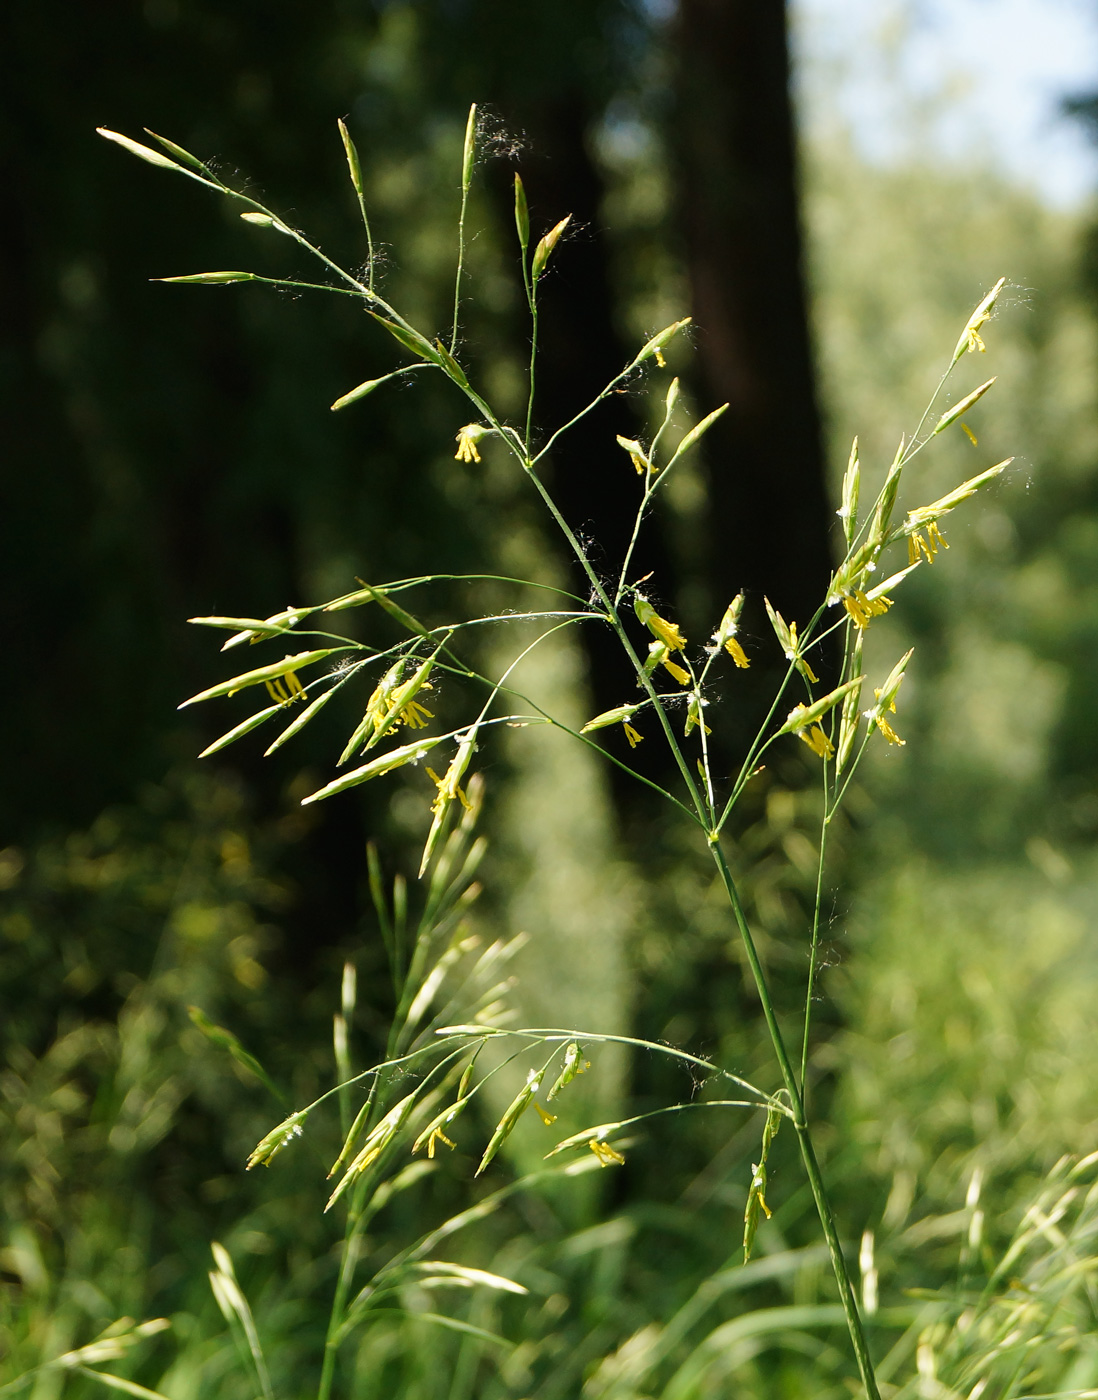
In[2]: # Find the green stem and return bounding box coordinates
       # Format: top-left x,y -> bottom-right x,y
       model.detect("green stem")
709,842 -> 880,1400
450,192 -> 470,353
348,183 -> 376,293
615,475 -> 656,604
800,778 -> 832,1107
318,1152 -> 373,1400
529,365 -> 634,467
525,298 -> 539,455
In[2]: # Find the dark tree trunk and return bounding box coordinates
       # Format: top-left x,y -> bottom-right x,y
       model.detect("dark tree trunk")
672,0 -> 833,633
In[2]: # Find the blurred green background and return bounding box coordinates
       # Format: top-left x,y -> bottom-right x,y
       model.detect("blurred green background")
5,1 -> 1098,1396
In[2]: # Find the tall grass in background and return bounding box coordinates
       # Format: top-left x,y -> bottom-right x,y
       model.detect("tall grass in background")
805,138 -> 1098,1199
5,92 -> 1098,1400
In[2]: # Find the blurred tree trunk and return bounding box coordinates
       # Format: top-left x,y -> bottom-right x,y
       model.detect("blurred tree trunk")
672,0 -> 833,630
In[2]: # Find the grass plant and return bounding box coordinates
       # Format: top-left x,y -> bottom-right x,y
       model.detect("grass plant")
3,104 -> 1044,1400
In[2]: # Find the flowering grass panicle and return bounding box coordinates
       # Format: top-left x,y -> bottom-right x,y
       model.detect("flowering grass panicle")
94,106 -> 1016,1400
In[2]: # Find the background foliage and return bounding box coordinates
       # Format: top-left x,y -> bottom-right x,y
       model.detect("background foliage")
4,2 -> 1098,1396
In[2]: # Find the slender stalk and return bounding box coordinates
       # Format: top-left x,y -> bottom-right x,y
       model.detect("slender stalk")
615,473 -> 656,604
709,841 -> 880,1400
801,775 -> 832,1106
529,363 -> 635,467
451,105 -> 477,352
340,133 -> 376,292
451,208 -> 468,350
317,1218 -> 355,1400
317,1079 -> 376,1400
696,694 -> 717,822
361,207 -> 376,292
614,388 -> 679,602
525,297 -> 539,455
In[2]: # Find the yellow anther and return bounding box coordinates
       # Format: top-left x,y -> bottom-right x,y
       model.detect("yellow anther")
265,672 -> 303,706
426,1128 -> 456,1159
725,637 -> 750,668
842,590 -> 893,630
589,1139 -> 625,1167
454,424 -> 490,463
